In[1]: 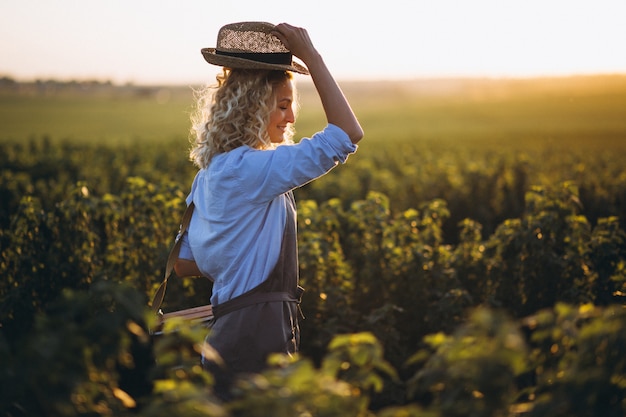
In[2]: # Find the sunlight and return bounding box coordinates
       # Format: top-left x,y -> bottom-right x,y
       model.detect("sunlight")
0,0 -> 624,83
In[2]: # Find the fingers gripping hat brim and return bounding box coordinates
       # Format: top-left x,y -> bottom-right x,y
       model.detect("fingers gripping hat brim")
201,21 -> 310,75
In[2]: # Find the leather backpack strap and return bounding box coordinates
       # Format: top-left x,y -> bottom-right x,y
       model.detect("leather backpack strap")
151,202 -> 195,314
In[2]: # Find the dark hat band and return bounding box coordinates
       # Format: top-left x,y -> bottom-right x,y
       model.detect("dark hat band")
216,50 -> 292,65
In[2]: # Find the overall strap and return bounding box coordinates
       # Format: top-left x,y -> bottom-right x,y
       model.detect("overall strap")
212,286 -> 304,319
212,191 -> 304,319
151,202 -> 195,314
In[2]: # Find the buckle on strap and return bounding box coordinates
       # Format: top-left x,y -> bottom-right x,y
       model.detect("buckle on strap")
296,285 -> 305,320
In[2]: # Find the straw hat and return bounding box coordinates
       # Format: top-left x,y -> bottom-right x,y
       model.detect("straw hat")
201,22 -> 309,75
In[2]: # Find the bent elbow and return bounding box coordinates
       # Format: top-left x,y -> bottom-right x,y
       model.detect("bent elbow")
349,126 -> 364,144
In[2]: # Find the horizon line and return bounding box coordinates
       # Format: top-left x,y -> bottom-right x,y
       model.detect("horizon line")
2,71 -> 626,87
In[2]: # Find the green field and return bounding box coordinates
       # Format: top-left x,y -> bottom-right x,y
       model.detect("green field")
2,75 -> 626,416
0,86 -> 195,143
342,75 -> 626,146
3,75 -> 626,147
3,75 -> 626,204
2,75 -> 626,236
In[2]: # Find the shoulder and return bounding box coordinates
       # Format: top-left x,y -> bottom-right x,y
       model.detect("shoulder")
207,146 -> 258,178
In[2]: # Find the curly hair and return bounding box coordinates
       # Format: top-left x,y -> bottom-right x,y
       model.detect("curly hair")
189,68 -> 297,169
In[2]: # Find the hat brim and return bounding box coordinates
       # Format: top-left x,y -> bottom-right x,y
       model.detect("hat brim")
201,48 -> 309,75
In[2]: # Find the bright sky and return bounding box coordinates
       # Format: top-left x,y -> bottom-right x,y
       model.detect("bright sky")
1,0 -> 625,85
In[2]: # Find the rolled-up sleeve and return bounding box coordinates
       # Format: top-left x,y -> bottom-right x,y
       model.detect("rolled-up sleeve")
236,124 -> 358,202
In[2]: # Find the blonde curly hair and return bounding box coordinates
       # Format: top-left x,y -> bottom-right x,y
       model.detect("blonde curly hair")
189,68 -> 297,169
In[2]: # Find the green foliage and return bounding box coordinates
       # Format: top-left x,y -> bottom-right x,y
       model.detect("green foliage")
0,190 -> 100,341
322,332 -> 398,394
0,178 -> 207,344
229,333 -> 395,417
144,320 -> 226,417
2,76 -> 626,415
1,281 -> 153,416
588,216 -> 626,305
229,355 -> 370,417
407,308 -> 528,417
523,303 -> 626,416
480,182 -> 597,316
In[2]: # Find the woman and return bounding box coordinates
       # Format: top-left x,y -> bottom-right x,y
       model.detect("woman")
174,21 -> 363,394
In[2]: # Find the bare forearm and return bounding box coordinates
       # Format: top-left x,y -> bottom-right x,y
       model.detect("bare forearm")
305,52 -> 364,144
174,258 -> 203,278
272,23 -> 364,144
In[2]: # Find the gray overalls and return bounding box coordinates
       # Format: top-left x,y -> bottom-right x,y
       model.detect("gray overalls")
202,191 -> 303,396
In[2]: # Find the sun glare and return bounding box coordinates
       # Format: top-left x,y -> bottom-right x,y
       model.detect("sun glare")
0,0 -> 624,84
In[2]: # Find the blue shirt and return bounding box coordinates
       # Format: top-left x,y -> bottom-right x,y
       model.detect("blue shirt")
179,124 -> 357,305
